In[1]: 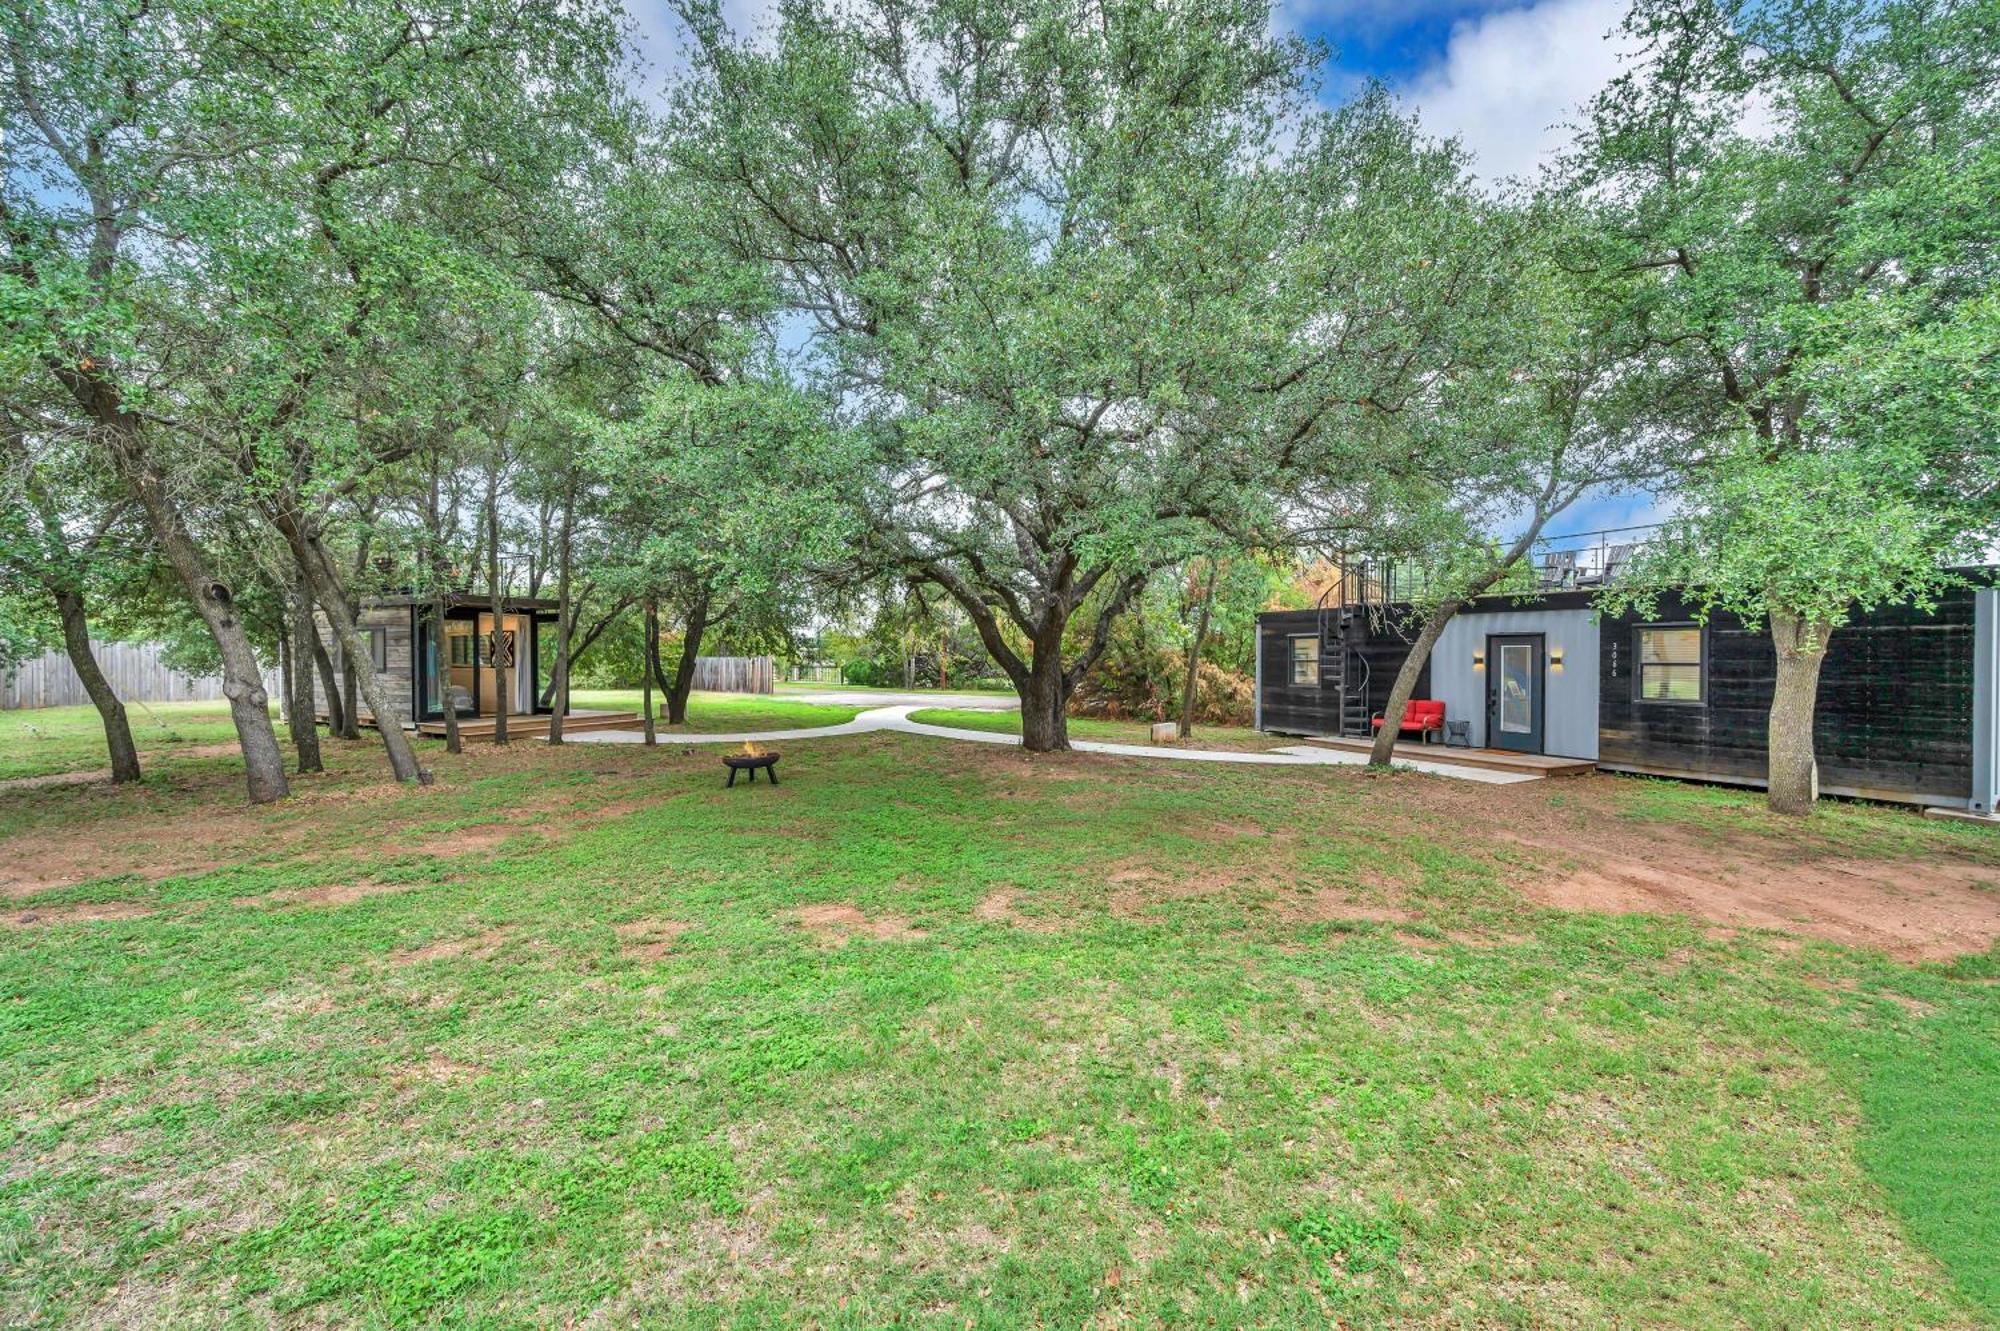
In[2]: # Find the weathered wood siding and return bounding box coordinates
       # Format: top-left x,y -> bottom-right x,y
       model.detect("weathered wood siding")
2,641 -> 280,710
691,655 -> 775,695
1255,610 -> 1428,735
1598,589 -> 1976,805
311,605 -> 415,724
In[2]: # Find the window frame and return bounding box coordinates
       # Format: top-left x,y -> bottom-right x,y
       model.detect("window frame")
368,626 -> 389,673
1632,622 -> 1706,706
1288,634 -> 1320,687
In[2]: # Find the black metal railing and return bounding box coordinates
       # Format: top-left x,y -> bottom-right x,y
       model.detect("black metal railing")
1317,523 -> 1664,606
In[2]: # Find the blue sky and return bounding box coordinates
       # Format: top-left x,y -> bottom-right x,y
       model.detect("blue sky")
627,0 -> 1666,542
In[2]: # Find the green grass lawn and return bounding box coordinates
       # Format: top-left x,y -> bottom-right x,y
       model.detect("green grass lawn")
0,694 -> 862,786
2,705 -> 1996,1327
570,689 -> 863,733
908,706 -> 1287,750
0,699 -> 258,782
778,679 -> 1018,694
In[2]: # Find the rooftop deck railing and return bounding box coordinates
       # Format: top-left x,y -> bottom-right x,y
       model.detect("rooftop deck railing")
1317,523 -> 1666,613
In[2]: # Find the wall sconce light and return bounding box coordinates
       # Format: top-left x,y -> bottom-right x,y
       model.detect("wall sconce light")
1472,650 -> 1485,669
1550,649 -> 1565,670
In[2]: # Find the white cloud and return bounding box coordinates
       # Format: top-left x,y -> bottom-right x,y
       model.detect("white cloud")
1402,0 -> 1629,186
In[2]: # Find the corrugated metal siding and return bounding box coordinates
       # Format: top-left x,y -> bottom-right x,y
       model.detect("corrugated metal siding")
1434,608 -> 1600,759
1254,610 -> 1427,735
1599,590 -> 1975,805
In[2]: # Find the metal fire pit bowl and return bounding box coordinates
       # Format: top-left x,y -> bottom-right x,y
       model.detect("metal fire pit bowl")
722,752 -> 780,787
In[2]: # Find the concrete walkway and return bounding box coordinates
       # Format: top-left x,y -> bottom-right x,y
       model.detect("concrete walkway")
569,704 -> 1539,785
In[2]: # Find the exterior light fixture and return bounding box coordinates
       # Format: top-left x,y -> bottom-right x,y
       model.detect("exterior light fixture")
1550,649 -> 1565,670
1472,650 -> 1485,669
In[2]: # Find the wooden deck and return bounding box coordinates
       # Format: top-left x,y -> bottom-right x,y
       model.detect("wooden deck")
413,710 -> 640,738
325,709 -> 642,739
1297,735 -> 1597,776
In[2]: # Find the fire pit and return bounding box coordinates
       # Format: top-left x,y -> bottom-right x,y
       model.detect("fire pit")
722,742 -> 780,787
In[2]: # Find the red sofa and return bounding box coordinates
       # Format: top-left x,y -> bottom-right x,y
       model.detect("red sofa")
1371,699 -> 1446,744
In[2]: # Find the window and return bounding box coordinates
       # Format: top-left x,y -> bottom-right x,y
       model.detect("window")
448,632 -> 474,667
1289,636 -> 1320,686
369,627 -> 389,673
1636,626 -> 1702,703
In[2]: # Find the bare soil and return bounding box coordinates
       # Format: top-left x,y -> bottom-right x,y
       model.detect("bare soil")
1517,851 -> 1998,960
614,918 -> 695,961
1396,772 -> 2000,960
4,900 -> 153,928
794,903 -> 926,943
393,925 -> 515,964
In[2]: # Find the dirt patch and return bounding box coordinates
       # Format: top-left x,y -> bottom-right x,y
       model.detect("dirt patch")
417,824 -> 526,857
1522,851 -> 2000,961
5,900 -> 154,928
795,903 -> 926,943
576,797 -> 668,824
1283,890 -> 1418,926
391,1049 -> 490,1086
973,888 -> 1060,932
236,878 -> 426,910
394,925 -> 514,964
615,918 -> 695,961
1358,770 -> 2000,959
0,769 -> 116,793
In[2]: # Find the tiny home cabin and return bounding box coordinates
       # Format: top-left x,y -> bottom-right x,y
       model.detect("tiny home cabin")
313,594 -> 592,736
1256,575 -> 1999,813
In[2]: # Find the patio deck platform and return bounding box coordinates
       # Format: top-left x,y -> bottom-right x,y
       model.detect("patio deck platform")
414,710 -> 640,739
323,709 -> 642,739
1296,735 -> 1596,777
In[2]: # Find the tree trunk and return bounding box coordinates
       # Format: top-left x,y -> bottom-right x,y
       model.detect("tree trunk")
548,480 -> 575,745
1766,609 -> 1830,816
425,464 -> 463,756
278,624 -> 292,729
98,423 -> 288,803
661,595 -> 709,726
53,587 -> 141,783
1178,562 -> 1219,740
312,569 -> 425,782
268,509 -> 425,784
309,622 -> 348,737
434,597 -> 463,755
1020,647 -> 1071,752
1368,601 -> 1460,767
487,481 -> 508,747
341,654 -> 358,740
289,572 -> 324,775
642,596 -> 658,746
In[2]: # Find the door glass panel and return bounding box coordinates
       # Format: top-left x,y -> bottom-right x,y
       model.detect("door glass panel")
421,622 -> 442,717
1499,643 -> 1532,734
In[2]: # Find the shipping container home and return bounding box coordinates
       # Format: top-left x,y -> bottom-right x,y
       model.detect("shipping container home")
1255,579 -> 2000,812
311,595 -> 637,738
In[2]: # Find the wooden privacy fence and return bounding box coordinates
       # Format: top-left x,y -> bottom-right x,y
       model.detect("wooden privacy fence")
2,640 -> 281,711
691,655 -> 775,695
